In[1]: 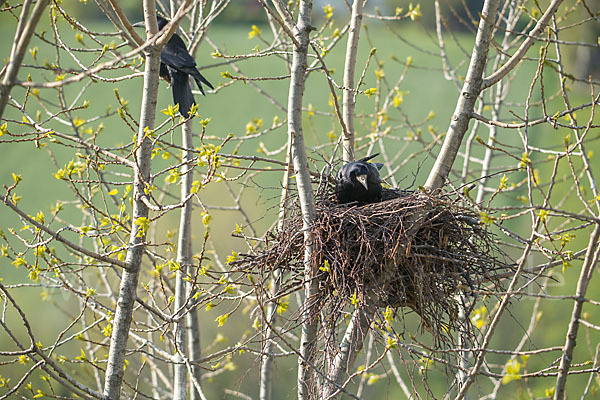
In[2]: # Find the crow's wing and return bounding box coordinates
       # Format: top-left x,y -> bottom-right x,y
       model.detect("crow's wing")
161,36 -> 213,95
160,34 -> 197,71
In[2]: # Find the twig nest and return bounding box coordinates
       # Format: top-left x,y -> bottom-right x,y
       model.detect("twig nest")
236,189 -> 510,344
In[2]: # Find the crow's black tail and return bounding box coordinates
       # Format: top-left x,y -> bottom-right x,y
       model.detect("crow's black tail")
358,153 -> 380,163
171,70 -> 195,117
191,69 -> 213,95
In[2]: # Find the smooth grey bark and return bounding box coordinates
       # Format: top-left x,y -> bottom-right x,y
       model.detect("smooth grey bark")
424,0 -> 501,191
174,120 -> 195,400
185,122 -> 204,400
424,0 -> 563,191
481,0 -> 564,91
0,0 -> 50,119
259,269 -> 282,400
475,1 -> 521,204
320,304 -> 375,400
319,4 -> 372,393
102,6 -> 161,399
286,1 -> 319,399
554,224 -> 600,399
186,304 -> 203,400
341,0 -> 365,162
260,145 -> 292,400
426,0 -> 563,192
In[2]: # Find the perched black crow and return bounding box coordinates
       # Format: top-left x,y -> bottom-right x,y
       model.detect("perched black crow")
155,16 -> 213,117
335,154 -> 384,204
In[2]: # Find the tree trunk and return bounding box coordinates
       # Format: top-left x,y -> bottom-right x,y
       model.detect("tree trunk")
103,5 -> 161,398
424,0 -> 501,192
341,0 -> 365,162
174,119 -> 195,400
286,1 -> 319,399
0,0 -> 50,119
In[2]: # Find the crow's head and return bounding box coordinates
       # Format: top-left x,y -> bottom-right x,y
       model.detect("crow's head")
156,15 -> 168,30
341,162 -> 371,190
335,154 -> 384,204
133,15 -> 169,30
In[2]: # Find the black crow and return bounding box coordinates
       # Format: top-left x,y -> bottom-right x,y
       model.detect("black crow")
155,16 -> 213,117
335,154 -> 384,204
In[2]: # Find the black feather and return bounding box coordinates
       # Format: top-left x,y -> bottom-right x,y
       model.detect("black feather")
335,153 -> 384,204
157,16 -> 213,116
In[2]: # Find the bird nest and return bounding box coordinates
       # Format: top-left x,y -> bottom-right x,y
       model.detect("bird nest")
235,189 -> 511,345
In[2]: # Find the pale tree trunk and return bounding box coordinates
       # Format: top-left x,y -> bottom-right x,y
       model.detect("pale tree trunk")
0,0 -> 50,119
554,226 -> 600,398
185,122 -> 204,400
320,303 -> 375,399
319,3 -> 371,394
424,0 -> 501,192
102,4 -> 161,399
260,142 -> 292,400
286,1 -> 319,399
341,0 -> 364,162
326,0 -> 501,395
425,0 -> 564,191
427,1 -> 565,397
174,120 -> 195,399
181,7 -> 208,399
259,269 -> 282,400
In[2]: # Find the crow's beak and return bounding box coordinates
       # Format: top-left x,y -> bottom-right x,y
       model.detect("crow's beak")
356,174 -> 368,190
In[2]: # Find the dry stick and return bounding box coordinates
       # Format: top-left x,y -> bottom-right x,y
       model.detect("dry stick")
426,0 -> 566,192
489,274 -> 549,398
165,6 -> 211,398
385,351 -> 414,399
554,224 -> 600,399
551,17 -> 600,212
422,0 -> 501,397
106,0 -> 145,46
434,0 -> 460,88
287,1 -> 319,399
463,4 -> 521,392
256,0 -> 298,48
341,0 -> 365,162
102,2 -> 161,398
14,0 -> 194,92
0,0 -> 50,119
259,272 -> 284,400
0,283 -> 104,400
581,344 -> 600,399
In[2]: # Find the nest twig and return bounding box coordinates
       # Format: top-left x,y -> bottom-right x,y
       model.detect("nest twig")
235,189 -> 511,347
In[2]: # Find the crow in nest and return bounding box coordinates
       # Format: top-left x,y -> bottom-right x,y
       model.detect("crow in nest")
137,16 -> 214,117
335,154 -> 384,204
